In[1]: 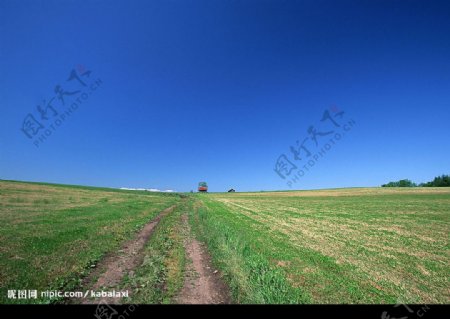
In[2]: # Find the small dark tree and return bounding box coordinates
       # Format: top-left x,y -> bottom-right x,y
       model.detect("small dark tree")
381,179 -> 416,187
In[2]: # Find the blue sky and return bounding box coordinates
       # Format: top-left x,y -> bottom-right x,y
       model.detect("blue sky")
1,0 -> 449,192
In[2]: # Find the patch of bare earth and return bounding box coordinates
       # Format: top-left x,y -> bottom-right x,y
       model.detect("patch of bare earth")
175,214 -> 231,304
77,205 -> 177,304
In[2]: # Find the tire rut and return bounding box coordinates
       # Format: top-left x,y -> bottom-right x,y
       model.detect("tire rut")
175,213 -> 231,304
76,204 -> 177,304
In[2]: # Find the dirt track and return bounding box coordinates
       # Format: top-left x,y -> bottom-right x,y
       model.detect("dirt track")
174,214 -> 231,304
76,204 -> 230,304
79,205 -> 177,304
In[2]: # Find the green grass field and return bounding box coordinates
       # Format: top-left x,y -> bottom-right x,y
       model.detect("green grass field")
0,180 -> 180,304
0,181 -> 448,304
192,188 -> 449,303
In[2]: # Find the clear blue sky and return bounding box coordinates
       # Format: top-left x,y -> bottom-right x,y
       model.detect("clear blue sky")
1,0 -> 449,192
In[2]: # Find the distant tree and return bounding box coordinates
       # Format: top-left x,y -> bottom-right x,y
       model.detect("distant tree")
399,179 -> 417,187
381,179 -> 416,187
421,174 -> 450,187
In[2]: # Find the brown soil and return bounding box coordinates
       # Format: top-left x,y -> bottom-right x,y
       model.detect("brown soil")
79,205 -> 177,304
174,214 -> 231,304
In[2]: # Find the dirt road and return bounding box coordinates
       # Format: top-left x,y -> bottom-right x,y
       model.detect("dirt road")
79,205 -> 177,304
175,214 -> 231,304
75,204 -> 231,304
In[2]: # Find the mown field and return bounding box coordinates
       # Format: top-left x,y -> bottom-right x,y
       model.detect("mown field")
1,181 -> 449,304
192,188 -> 450,303
0,180 -> 180,304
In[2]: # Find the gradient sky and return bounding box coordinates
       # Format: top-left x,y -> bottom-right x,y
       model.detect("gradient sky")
1,0 -> 449,192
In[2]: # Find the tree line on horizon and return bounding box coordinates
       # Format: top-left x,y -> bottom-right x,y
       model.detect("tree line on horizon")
381,174 -> 450,187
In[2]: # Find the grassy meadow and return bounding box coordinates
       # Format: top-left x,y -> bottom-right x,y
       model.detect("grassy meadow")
0,180 -> 180,304
191,188 -> 450,303
0,180 -> 448,304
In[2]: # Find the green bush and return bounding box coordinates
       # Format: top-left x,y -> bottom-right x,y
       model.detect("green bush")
381,179 -> 416,187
